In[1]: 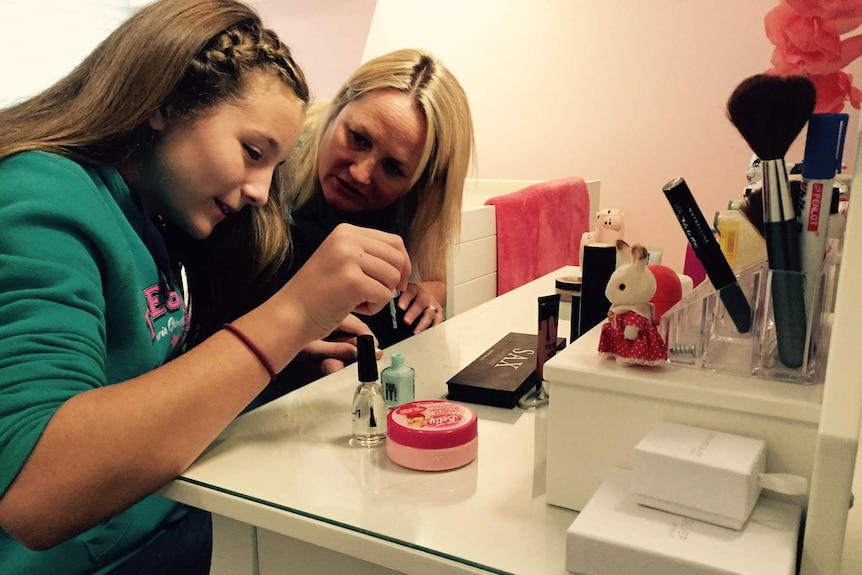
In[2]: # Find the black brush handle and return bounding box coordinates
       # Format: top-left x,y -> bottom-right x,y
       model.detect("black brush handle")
764,220 -> 807,369
761,160 -> 807,369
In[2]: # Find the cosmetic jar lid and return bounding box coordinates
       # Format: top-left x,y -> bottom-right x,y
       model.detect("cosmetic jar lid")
387,400 -> 477,449
555,276 -> 582,291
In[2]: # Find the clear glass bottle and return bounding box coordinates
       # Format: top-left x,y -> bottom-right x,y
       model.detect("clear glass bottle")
351,335 -> 386,447
381,353 -> 415,408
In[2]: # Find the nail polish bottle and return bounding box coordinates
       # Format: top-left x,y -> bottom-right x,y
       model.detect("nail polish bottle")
351,335 -> 386,447
381,353 -> 415,408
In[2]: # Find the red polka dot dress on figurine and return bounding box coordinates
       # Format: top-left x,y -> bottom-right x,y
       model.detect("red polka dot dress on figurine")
597,240 -> 668,367
599,310 -> 667,365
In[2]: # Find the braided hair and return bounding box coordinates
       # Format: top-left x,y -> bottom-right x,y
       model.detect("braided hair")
0,0 -> 310,343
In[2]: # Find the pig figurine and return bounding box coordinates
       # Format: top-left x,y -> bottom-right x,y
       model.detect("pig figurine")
579,209 -> 625,268
598,240 -> 668,366
582,208 -> 624,245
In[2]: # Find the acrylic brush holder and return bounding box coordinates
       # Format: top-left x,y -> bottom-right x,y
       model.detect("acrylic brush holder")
659,260 -> 835,384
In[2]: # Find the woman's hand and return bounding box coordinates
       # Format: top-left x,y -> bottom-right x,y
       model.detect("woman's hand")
398,280 -> 445,334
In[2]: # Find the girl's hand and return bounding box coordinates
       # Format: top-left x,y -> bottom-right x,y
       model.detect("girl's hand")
278,224 -> 411,343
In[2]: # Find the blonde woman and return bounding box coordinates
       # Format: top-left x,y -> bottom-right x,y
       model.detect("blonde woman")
255,49 -> 474,383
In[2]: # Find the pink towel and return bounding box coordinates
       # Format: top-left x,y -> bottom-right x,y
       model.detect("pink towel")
485,177 -> 591,295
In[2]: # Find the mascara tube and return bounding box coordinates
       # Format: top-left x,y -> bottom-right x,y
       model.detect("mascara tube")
662,177 -> 752,334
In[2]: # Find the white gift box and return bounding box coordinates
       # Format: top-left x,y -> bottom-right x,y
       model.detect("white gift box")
632,422 -> 765,530
544,325 -> 820,513
566,468 -> 801,575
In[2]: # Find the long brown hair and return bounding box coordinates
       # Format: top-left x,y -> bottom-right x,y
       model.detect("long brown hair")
0,0 -> 310,343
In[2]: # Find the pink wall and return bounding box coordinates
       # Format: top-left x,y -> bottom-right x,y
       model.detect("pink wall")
364,0 -> 862,271
254,0 -> 377,100
260,0 -> 862,272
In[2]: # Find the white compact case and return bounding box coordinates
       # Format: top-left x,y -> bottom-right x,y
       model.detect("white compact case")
632,422 -> 768,530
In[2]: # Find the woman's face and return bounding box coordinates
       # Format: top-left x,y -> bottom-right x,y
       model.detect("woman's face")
136,72 -> 304,239
317,89 -> 428,214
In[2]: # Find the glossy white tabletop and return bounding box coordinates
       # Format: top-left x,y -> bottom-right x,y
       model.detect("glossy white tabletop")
160,267 -> 580,575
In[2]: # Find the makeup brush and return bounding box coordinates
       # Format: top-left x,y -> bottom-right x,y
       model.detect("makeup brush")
737,185 -> 765,236
737,170 -> 804,238
726,73 -> 816,369
727,75 -> 815,161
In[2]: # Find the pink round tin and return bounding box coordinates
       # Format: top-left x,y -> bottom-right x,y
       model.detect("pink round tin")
386,400 -> 478,471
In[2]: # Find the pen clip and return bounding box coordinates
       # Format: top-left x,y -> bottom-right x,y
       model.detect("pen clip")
834,115 -> 848,174
803,113 -> 849,179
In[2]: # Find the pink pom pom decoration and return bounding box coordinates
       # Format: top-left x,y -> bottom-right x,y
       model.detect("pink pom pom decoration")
764,0 -> 862,112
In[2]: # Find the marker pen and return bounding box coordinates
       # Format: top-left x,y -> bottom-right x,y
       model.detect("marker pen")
799,113 -> 848,314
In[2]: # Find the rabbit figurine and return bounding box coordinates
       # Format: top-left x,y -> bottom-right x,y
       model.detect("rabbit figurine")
598,240 -> 668,366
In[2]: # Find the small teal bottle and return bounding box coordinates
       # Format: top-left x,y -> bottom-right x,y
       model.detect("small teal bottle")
381,353 -> 415,408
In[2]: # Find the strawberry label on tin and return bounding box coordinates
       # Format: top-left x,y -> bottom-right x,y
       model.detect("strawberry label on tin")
391,401 -> 473,431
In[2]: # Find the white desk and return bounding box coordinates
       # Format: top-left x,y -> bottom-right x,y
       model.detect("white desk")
159,267 -> 580,575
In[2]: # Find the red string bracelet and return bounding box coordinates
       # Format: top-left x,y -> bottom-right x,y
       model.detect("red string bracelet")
222,323 -> 277,380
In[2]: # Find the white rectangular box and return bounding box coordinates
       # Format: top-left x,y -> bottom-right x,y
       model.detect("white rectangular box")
633,422 -> 766,530
566,468 -> 801,575
544,325 -> 822,513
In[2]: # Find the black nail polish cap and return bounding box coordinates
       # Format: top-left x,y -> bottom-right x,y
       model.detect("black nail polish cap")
357,334 -> 378,382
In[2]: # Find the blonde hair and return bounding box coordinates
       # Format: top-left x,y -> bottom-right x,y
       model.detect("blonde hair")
0,0 -> 310,341
287,48 -> 474,282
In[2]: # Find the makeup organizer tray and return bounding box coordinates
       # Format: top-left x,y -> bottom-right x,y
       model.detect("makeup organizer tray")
658,257 -> 838,384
